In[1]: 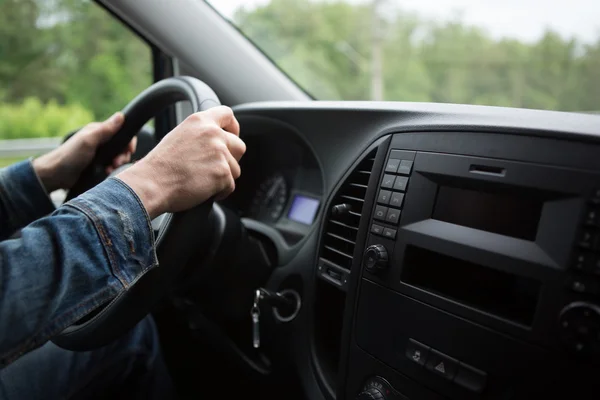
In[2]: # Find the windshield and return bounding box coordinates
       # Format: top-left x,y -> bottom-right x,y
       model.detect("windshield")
207,0 -> 599,112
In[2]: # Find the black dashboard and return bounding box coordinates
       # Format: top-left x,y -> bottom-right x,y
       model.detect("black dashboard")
228,102 -> 600,400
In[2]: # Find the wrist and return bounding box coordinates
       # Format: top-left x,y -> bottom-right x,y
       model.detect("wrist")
32,152 -> 62,193
117,162 -> 168,219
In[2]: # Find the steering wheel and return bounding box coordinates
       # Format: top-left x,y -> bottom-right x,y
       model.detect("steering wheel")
52,76 -> 220,351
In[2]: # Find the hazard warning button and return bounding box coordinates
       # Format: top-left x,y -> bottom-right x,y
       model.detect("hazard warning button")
425,349 -> 458,380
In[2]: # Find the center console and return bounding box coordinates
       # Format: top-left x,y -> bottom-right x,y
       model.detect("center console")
340,131 -> 600,399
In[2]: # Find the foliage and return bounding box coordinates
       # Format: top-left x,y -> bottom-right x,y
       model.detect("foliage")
0,0 -> 151,126
0,98 -> 93,139
0,0 -> 598,143
235,0 -> 600,112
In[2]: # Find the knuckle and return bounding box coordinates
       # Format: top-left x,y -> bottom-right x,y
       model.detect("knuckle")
211,138 -> 228,155
86,122 -> 101,131
187,112 -> 204,123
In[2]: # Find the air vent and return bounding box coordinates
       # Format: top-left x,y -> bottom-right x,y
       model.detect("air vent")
317,148 -> 378,289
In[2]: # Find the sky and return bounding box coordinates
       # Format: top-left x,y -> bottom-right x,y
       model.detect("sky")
207,0 -> 600,44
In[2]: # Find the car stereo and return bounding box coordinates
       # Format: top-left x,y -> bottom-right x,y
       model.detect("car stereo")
350,135 -> 600,399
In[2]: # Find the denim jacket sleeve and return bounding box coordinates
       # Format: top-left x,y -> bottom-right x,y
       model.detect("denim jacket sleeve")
0,164 -> 158,369
0,160 -> 56,240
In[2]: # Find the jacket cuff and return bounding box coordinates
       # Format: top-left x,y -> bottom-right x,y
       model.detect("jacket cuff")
65,178 -> 158,287
0,160 -> 55,231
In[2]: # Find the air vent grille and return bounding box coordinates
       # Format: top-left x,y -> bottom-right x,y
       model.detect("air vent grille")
319,149 -> 377,273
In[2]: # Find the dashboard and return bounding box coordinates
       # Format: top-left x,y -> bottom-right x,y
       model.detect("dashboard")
220,117 -> 323,244
228,101 -> 600,400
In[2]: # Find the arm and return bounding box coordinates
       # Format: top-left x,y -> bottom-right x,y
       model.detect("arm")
0,160 -> 55,241
0,106 -> 245,368
0,178 -> 156,367
0,112 -> 131,240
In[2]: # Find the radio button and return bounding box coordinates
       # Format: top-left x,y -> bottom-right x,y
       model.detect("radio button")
573,252 -> 594,272
584,208 -> 599,226
385,158 -> 400,173
371,224 -> 384,236
397,160 -> 413,175
405,339 -> 429,367
374,206 -> 388,221
377,190 -> 391,205
566,276 -> 600,295
389,192 -> 405,208
454,363 -> 487,393
425,349 -> 458,380
383,228 -> 397,240
381,174 -> 395,189
578,229 -> 598,249
393,176 -> 409,192
385,208 -> 401,225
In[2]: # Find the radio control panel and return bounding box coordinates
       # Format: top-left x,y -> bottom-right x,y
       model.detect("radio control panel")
349,131 -> 600,400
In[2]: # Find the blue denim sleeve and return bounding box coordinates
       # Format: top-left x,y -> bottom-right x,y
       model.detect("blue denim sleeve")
0,160 -> 55,240
0,178 -> 157,368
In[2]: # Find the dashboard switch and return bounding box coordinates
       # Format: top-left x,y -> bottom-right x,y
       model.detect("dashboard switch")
425,349 -> 458,380
371,224 -> 384,235
397,160 -> 413,175
381,175 -> 395,189
385,208 -> 401,224
374,206 -> 388,221
385,159 -> 400,173
383,228 -> 397,239
454,363 -> 487,393
377,190 -> 392,205
393,176 -> 409,192
405,339 -> 429,367
389,192 -> 404,208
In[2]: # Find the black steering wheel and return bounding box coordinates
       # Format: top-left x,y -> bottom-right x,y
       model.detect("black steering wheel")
52,76 -> 220,351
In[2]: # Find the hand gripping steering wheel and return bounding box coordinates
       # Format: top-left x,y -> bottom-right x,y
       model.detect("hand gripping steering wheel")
52,77 -> 220,351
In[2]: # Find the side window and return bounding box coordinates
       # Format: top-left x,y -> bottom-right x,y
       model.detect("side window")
0,0 -> 152,166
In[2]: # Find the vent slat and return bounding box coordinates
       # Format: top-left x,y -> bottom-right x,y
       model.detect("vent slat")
318,148 -> 378,277
324,245 -> 353,260
326,232 -> 356,245
341,195 -> 364,203
330,219 -> 359,231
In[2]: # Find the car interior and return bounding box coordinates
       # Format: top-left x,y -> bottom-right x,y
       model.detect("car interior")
12,0 -> 600,399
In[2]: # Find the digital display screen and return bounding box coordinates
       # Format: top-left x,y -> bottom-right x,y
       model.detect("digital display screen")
288,195 -> 320,225
432,186 -> 543,240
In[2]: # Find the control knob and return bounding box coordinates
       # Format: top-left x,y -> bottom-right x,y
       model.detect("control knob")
363,244 -> 389,273
356,387 -> 386,400
558,301 -> 600,357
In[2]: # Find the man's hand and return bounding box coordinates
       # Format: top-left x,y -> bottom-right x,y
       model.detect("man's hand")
117,106 -> 245,219
33,112 -> 136,192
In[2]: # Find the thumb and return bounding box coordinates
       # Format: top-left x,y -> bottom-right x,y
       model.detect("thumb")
94,112 -> 125,144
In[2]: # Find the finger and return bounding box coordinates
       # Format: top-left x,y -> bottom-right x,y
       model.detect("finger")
225,151 -> 241,180
112,153 -> 131,169
98,112 -> 125,139
203,106 -> 240,136
223,131 -> 246,161
83,112 -> 125,146
127,136 -> 138,155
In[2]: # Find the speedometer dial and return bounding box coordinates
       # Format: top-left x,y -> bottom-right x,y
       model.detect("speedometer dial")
249,173 -> 288,222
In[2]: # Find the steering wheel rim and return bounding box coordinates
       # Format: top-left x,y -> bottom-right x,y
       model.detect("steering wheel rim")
52,76 -> 220,351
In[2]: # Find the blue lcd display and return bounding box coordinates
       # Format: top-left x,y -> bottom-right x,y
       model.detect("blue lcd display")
288,195 -> 320,225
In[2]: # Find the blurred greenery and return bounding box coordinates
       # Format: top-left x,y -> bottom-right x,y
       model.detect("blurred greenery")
0,0 -> 151,139
0,156 -> 26,169
0,98 -> 93,139
234,0 -> 600,111
0,0 -> 597,143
